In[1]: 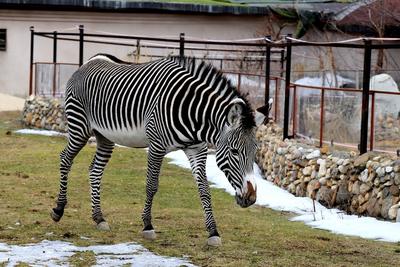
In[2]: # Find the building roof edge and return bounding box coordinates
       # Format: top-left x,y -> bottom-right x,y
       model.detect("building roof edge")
0,0 -> 270,15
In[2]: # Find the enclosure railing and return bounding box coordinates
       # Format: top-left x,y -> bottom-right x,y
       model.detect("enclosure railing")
263,75 -> 399,155
32,62 -> 400,154
32,62 -> 272,98
29,25 -> 400,155
265,35 -> 400,154
29,25 -> 284,107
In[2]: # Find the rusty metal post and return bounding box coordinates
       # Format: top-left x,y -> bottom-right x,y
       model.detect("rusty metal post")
370,92 -> 375,151
53,31 -> 57,97
320,88 -> 325,148
265,35 -> 271,107
360,39 -> 372,154
136,39 -> 141,63
280,49 -> 285,78
79,25 -> 84,66
283,34 -> 292,140
53,31 -> 57,63
292,85 -> 297,136
256,36 -> 273,123
275,77 -> 279,122
238,73 -> 242,92
29,26 -> 34,95
179,33 -> 185,60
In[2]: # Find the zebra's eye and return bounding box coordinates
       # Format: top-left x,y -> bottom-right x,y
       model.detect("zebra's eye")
231,148 -> 239,155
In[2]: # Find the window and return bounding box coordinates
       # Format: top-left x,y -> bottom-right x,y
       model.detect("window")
0,29 -> 6,51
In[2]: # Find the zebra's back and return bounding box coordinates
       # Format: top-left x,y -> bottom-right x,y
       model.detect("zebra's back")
66,55 -> 180,148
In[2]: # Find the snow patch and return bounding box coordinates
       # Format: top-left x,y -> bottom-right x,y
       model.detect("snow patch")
14,129 -> 66,137
0,240 -> 195,266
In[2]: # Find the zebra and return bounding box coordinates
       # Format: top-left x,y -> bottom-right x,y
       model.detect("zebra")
51,54 -> 264,246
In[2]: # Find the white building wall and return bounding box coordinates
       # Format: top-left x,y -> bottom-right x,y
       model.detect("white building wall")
0,9 -> 266,97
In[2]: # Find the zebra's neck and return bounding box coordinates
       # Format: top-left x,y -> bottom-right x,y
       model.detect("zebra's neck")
179,76 -> 237,147
169,57 -> 249,147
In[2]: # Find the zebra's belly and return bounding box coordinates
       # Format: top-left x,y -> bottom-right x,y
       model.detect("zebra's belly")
94,125 -> 149,148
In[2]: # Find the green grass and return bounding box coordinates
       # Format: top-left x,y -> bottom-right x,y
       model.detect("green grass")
69,251 -> 96,266
1,110 -> 400,266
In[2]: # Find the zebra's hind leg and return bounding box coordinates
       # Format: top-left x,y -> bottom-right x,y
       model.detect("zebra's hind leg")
51,133 -> 90,222
89,131 -> 114,231
184,143 -> 221,247
142,145 -> 165,240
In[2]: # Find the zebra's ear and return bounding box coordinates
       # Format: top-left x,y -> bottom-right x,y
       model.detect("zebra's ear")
254,98 -> 273,126
227,98 -> 245,127
254,111 -> 265,126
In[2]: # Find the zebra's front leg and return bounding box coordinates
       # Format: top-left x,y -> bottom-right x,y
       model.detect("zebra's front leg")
51,135 -> 89,222
184,144 -> 221,247
89,135 -> 114,230
142,146 -> 165,240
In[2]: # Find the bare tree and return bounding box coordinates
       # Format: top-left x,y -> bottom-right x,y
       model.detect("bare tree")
359,0 -> 400,72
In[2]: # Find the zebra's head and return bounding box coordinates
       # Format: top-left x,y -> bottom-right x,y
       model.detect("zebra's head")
216,98 -> 260,208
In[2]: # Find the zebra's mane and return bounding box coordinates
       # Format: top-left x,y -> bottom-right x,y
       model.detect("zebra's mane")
169,56 -> 256,130
90,53 -> 133,65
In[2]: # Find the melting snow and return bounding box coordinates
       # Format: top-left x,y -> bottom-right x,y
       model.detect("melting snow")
0,240 -> 195,266
166,150 -> 400,243
14,129 -> 66,137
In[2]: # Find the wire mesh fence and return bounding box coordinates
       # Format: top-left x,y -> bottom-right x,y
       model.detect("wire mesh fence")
34,63 -> 79,98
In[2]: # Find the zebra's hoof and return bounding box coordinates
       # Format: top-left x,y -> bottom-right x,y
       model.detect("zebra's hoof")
50,210 -> 61,222
207,236 -> 222,247
142,230 -> 156,240
96,221 -> 111,231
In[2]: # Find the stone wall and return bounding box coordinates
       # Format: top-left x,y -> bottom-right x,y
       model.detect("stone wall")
22,96 -> 67,132
256,123 -> 400,221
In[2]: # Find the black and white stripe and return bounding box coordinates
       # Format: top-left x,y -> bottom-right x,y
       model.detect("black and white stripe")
51,54 -> 258,243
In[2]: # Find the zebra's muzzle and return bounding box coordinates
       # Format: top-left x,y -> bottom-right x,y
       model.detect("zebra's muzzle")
235,181 -> 256,208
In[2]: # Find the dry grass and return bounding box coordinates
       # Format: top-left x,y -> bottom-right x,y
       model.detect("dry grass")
1,111 -> 400,266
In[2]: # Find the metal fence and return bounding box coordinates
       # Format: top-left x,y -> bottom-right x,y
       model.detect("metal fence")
266,35 -> 400,154
266,77 -> 400,154
29,25 -> 284,99
34,62 -> 78,98
29,26 -> 400,155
